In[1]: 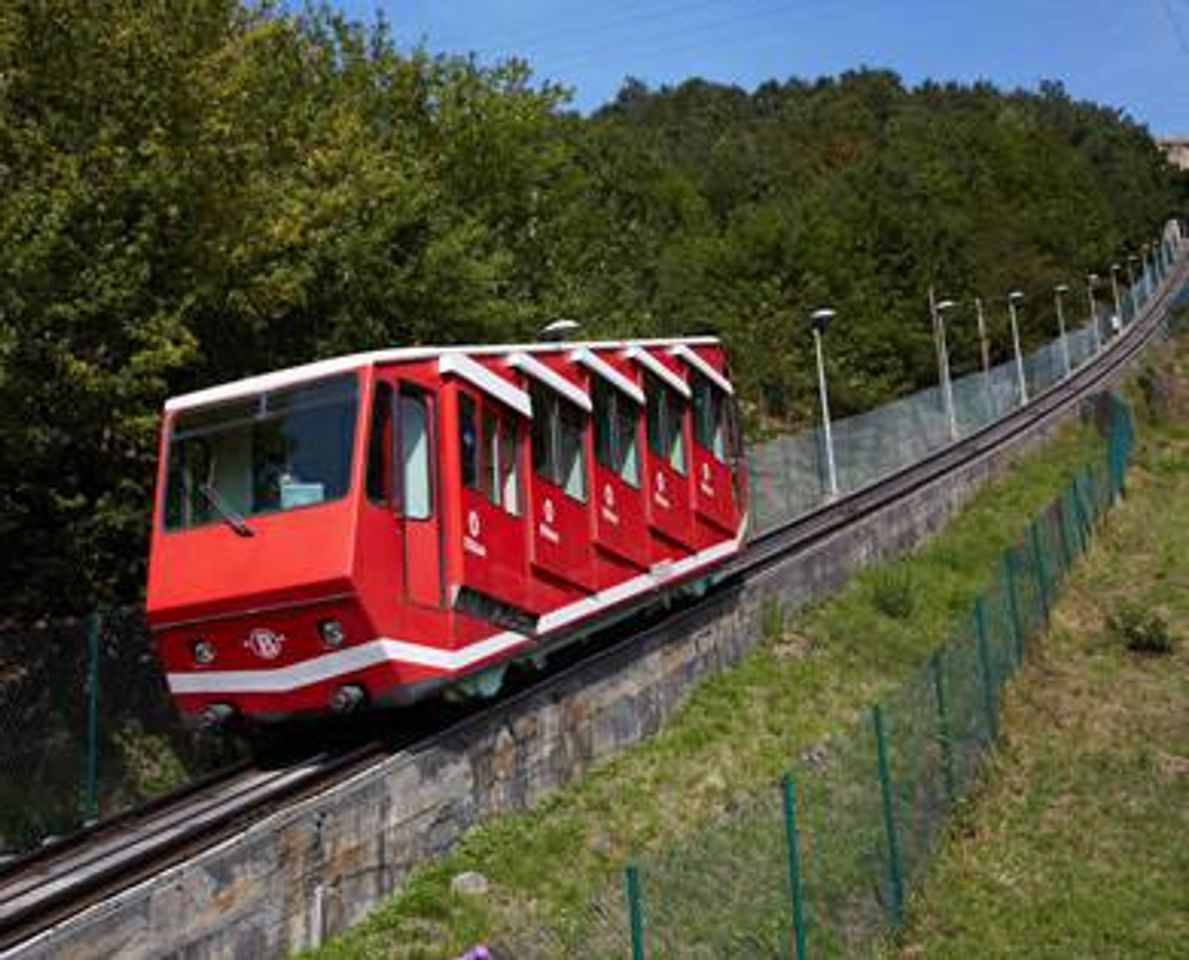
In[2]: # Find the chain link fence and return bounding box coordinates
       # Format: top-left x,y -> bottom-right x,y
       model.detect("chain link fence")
0,609 -> 241,856
747,255 -> 1169,537
496,393 -> 1135,958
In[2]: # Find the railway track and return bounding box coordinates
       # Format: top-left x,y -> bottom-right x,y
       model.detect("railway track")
2,253 -> 1185,954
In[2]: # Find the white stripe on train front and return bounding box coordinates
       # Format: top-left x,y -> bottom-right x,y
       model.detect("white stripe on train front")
166,523 -> 746,697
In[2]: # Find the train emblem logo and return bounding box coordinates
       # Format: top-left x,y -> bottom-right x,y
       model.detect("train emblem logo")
244,627 -> 285,660
468,510 -> 481,537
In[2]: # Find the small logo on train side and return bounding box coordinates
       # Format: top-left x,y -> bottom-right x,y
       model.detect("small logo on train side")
601,482 -> 619,525
653,470 -> 671,509
539,497 -> 561,544
245,628 -> 285,660
464,509 -> 487,557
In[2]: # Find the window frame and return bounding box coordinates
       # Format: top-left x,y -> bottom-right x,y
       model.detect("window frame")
645,371 -> 688,476
528,381 -> 589,503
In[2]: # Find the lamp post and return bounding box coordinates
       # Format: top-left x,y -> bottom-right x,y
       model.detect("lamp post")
1126,254 -> 1139,315
934,297 -> 958,439
975,296 -> 993,419
1142,244 -> 1153,298
1109,263 -> 1123,329
1084,274 -> 1102,354
809,307 -> 839,499
1053,284 -> 1072,376
1008,291 -> 1027,405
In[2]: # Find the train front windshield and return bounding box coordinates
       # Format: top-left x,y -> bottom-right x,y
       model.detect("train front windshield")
163,374 -> 359,532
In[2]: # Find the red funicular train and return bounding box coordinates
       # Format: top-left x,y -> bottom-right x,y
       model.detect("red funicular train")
146,337 -> 749,728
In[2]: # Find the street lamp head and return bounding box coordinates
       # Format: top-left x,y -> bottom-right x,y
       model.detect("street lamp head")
540,317 -> 581,341
1128,253 -> 1139,263
1086,273 -> 1099,285
809,307 -> 836,332
1008,290 -> 1024,302
936,298 -> 957,311
1054,283 -> 1069,294
1111,263 -> 1121,272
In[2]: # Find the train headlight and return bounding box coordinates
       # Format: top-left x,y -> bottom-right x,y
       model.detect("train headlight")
192,638 -> 216,665
318,619 -> 346,650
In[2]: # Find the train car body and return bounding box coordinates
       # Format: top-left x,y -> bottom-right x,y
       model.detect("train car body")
146,337 -> 749,727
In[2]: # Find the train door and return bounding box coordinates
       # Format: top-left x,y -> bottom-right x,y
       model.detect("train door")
397,384 -> 443,607
453,387 -> 534,621
642,369 -> 696,550
526,380 -> 596,592
689,370 -> 738,535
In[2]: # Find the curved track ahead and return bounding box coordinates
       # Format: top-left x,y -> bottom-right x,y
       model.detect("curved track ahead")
2,254 -> 1185,953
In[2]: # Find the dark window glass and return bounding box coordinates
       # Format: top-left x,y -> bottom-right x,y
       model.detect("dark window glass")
592,377 -> 641,488
593,379 -> 615,471
528,381 -> 587,502
367,382 -> 394,502
644,372 -> 687,475
692,373 -> 726,462
165,374 -> 358,530
459,392 -> 479,490
530,383 -> 552,479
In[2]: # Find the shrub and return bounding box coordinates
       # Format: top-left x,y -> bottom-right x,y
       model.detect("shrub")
871,565 -> 915,620
1106,602 -> 1177,655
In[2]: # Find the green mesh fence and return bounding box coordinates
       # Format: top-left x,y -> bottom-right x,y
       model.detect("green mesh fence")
503,393 -> 1136,958
747,306 -> 1140,537
0,607 -> 242,855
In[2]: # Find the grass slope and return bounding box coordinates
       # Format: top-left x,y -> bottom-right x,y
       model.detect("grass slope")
899,349 -> 1189,958
306,421 -> 1106,959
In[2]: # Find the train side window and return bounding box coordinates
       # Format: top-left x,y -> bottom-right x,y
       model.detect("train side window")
458,392 -> 479,491
483,407 -> 499,507
529,382 -> 587,503
558,400 -> 587,501
692,372 -> 726,462
498,417 -> 521,515
593,378 -> 641,488
367,381 -> 394,503
645,372 -> 687,475
400,388 -> 432,520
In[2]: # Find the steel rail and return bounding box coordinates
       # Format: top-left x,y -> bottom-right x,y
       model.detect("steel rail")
2,255 -> 1184,954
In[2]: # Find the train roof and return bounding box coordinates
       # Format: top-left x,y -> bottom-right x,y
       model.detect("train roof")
164,336 -> 724,414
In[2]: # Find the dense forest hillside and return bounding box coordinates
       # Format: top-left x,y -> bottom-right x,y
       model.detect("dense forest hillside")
1,1 -> 1185,616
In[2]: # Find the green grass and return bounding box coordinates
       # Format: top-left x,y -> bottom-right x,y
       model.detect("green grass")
898,353 -> 1189,958
304,418 -> 1107,960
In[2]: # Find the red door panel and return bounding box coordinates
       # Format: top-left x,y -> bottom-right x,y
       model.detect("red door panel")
646,453 -> 695,549
593,464 -> 650,569
692,446 -> 737,534
529,477 -> 595,591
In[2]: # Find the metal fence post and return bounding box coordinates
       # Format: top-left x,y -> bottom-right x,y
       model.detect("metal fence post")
624,864 -> 646,960
872,705 -> 905,929
974,598 -> 999,742
1002,551 -> 1025,664
82,611 -> 101,825
782,775 -> 808,960
1029,520 -> 1050,626
1056,491 -> 1074,575
929,651 -> 956,807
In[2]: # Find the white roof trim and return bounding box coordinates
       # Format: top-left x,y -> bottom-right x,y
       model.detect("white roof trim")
669,344 -> 734,395
508,352 -> 593,413
571,348 -> 645,405
164,336 -> 720,414
164,354 -> 370,413
439,354 -> 533,418
626,346 -> 691,398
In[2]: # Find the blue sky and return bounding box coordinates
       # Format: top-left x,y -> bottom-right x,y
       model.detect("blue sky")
333,0 -> 1189,134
